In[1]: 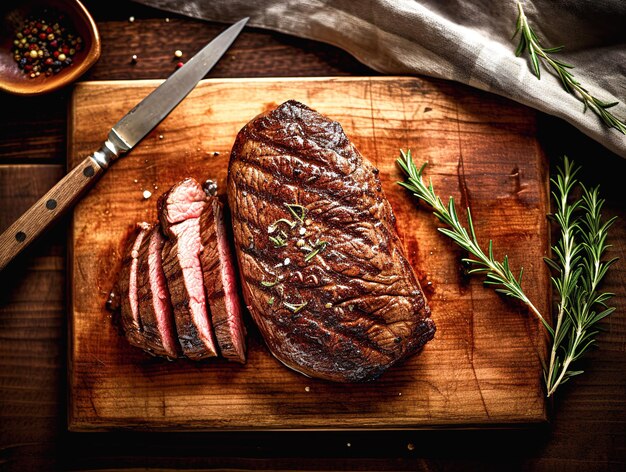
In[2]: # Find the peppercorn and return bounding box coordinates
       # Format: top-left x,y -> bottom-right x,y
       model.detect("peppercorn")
176,61 -> 184,68
11,9 -> 83,79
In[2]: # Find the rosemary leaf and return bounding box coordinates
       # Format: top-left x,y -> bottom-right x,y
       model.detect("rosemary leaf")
304,241 -> 328,262
283,301 -> 308,313
269,234 -> 287,248
261,279 -> 279,288
284,203 -> 307,222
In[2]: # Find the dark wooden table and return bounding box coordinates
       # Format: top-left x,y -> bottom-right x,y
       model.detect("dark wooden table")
1,2 -> 624,470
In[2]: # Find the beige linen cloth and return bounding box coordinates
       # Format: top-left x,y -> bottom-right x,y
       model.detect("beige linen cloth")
136,0 -> 626,158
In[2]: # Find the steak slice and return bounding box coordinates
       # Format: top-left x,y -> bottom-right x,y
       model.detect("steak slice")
160,178 -> 217,360
118,222 -> 151,350
227,100 -> 435,382
199,197 -> 246,363
136,225 -> 180,358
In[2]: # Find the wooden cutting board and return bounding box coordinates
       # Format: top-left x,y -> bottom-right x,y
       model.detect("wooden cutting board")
68,77 -> 550,431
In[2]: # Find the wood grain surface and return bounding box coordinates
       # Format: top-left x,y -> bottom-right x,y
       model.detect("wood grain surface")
68,77 -> 549,430
1,0 -> 624,469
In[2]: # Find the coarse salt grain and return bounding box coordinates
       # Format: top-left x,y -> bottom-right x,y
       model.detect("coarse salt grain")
142,190 -> 152,199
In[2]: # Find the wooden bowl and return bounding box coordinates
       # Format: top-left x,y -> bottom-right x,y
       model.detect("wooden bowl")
0,0 -> 100,96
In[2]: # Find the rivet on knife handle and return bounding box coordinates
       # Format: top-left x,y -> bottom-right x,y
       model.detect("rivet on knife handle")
0,146 -> 115,271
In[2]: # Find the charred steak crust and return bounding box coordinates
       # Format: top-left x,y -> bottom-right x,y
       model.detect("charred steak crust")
227,100 -> 435,382
199,198 -> 247,363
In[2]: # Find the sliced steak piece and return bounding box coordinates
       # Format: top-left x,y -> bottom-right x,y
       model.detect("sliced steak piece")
136,225 -> 180,358
160,178 -> 217,360
227,100 -> 435,382
118,222 -> 151,350
199,197 -> 246,363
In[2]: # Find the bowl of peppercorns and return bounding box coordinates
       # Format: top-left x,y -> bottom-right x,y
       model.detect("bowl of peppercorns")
0,0 -> 100,95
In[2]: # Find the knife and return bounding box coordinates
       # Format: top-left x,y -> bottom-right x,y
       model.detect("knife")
0,18 -> 249,272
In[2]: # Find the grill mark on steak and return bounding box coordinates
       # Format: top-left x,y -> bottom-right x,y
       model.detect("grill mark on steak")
228,100 -> 435,382
199,198 -> 246,363
136,225 -> 180,358
118,222 -> 151,349
229,156 -> 383,223
159,178 -> 217,360
234,139 -> 362,185
228,158 -> 397,251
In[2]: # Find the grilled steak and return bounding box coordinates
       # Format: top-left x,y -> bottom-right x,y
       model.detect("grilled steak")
199,198 -> 246,363
227,100 -> 435,382
118,222 -> 151,350
160,178 -> 217,359
136,225 -> 180,358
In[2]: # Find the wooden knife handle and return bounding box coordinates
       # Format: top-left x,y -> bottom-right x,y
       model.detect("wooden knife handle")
0,155 -> 106,272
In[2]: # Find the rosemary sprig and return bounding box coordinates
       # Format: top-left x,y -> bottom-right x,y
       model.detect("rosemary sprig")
545,157 -> 617,396
397,150 -> 617,397
396,149 -> 550,332
513,1 -> 626,134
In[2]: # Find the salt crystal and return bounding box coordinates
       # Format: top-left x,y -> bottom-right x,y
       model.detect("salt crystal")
142,190 -> 152,199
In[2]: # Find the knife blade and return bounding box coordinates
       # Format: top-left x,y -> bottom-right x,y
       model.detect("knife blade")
0,18 -> 249,272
